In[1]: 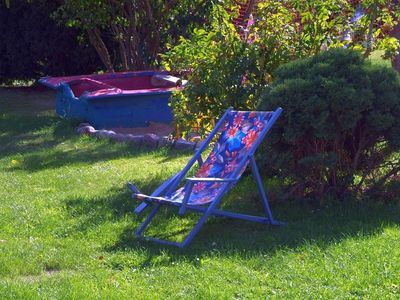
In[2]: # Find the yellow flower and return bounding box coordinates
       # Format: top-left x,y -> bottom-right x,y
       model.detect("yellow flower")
11,159 -> 18,165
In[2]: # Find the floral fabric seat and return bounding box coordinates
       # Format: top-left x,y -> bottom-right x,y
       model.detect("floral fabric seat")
134,111 -> 273,205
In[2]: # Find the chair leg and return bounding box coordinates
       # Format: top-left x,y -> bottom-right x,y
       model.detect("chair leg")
178,181 -> 194,216
136,202 -> 162,237
249,156 -> 283,225
127,182 -> 141,194
134,202 -> 149,215
134,204 -> 214,248
179,194 -> 224,248
180,210 -> 212,248
135,193 -> 224,248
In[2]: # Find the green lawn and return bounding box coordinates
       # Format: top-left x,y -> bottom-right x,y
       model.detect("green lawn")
1,87 -> 400,299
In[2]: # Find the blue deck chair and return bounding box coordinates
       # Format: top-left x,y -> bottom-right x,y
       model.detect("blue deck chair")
128,107 -> 283,248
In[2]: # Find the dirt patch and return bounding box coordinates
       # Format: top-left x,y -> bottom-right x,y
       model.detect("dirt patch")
14,269 -> 67,284
109,122 -> 173,137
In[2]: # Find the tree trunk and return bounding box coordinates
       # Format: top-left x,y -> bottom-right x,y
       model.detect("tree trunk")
111,24 -> 129,71
364,4 -> 377,58
124,1 -> 143,69
143,0 -> 161,64
390,23 -> 400,71
87,28 -> 114,72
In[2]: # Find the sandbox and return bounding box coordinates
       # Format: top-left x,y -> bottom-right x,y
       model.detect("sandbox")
39,71 -> 184,128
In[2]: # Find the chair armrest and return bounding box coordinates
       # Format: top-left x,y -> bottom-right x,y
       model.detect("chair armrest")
186,177 -> 237,183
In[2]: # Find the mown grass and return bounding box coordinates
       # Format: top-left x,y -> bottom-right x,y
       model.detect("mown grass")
0,87 -> 400,299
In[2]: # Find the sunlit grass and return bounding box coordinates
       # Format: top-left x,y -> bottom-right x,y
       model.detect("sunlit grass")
0,87 -> 400,299
368,50 -> 393,68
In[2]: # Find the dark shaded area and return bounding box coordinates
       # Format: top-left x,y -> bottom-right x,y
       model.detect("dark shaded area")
0,1 -> 101,83
64,188 -> 137,233
0,88 -> 187,172
0,86 -> 55,113
16,140 -> 134,173
0,112 -> 77,158
1,112 -> 184,173
61,178 -> 400,269
111,199 -> 400,266
390,22 -> 400,71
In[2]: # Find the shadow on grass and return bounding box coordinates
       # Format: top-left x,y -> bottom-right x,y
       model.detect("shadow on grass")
1,112 -> 188,172
65,187 -> 137,232
0,114 -> 77,158
107,199 -> 400,269
0,87 -> 192,172
0,86 -> 55,114
63,177 -> 180,233
16,143 -> 188,173
63,179 -> 400,267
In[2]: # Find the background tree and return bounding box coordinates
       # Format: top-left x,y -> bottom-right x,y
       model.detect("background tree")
56,0 -> 215,72
0,0 -> 101,83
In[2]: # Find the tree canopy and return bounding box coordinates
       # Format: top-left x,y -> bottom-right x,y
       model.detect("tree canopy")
55,0 -> 215,72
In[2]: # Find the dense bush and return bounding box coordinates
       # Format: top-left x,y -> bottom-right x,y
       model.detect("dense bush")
163,6 -> 266,135
0,1 -> 101,83
258,48 -> 400,199
163,1 -> 399,136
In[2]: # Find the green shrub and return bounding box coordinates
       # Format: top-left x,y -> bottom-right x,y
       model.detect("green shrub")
163,1 -> 399,137
258,48 -> 400,199
162,5 -> 267,136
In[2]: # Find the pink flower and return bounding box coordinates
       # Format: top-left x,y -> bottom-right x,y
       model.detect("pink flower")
254,118 -> 264,131
192,182 -> 206,193
211,182 -> 222,189
247,14 -> 254,28
193,196 -> 212,205
249,111 -> 257,118
242,130 -> 259,149
239,161 -> 249,175
225,150 -> 238,160
209,153 -> 217,163
227,127 -> 238,138
222,121 -> 229,131
224,160 -> 238,174
234,113 -> 244,127
196,163 -> 211,177
241,74 -> 248,85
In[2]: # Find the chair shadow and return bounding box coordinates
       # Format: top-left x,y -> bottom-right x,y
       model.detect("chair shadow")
105,199 -> 400,268
60,174 -> 400,269
95,183 -> 400,267
63,179 -> 178,233
64,187 -> 137,233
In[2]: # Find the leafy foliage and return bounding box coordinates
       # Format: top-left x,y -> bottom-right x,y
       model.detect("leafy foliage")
163,5 -> 266,135
56,0 -> 215,71
163,0 -> 399,136
255,0 -> 400,59
258,48 -> 400,199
